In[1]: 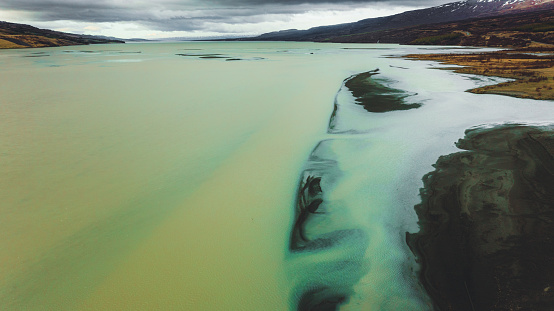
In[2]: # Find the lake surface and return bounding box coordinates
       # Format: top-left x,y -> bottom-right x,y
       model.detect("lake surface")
1,42 -> 553,310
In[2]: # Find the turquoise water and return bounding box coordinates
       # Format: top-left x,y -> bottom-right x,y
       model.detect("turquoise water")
1,42 -> 553,310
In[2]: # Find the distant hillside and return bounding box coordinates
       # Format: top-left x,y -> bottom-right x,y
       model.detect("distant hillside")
241,0 -> 554,42
327,9 -> 554,47
0,21 -> 124,49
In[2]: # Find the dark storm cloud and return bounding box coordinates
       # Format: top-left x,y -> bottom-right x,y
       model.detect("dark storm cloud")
0,0 -> 453,32
209,0 -> 444,4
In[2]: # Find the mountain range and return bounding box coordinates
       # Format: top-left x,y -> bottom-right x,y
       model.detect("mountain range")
1,0 -> 553,49
241,0 -> 554,44
327,8 -> 554,47
0,21 -> 124,49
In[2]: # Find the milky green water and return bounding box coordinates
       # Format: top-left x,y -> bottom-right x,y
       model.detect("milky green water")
1,42 -> 553,310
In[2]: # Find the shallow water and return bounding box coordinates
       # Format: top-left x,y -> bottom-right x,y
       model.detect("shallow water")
1,42 -> 553,310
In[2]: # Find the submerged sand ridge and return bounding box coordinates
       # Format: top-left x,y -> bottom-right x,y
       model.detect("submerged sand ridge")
289,71 -> 427,310
289,141 -> 370,310
408,124 -> 554,310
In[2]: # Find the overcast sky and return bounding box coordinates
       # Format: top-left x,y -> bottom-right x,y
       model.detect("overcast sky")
0,0 -> 456,39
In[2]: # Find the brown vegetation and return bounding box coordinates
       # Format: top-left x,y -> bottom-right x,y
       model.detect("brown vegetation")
0,21 -> 123,49
327,10 -> 554,48
405,48 -> 554,100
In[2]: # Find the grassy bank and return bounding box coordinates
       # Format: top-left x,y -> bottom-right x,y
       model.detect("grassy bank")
406,47 -> 554,100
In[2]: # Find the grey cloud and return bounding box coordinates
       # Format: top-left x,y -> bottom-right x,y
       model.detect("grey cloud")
0,0 -> 453,32
206,0 -> 447,5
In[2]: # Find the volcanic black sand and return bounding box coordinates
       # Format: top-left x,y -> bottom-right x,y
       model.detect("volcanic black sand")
408,124 -> 554,310
343,70 -> 420,113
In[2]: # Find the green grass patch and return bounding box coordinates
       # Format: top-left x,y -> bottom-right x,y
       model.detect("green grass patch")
514,21 -> 554,32
410,32 -> 462,45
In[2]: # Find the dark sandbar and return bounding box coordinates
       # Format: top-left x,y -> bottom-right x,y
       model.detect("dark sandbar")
176,53 -> 228,58
344,70 -> 420,113
199,56 -> 229,59
408,124 -> 554,310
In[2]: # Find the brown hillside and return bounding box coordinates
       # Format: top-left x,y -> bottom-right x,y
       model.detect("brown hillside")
326,10 -> 554,47
0,21 -> 124,49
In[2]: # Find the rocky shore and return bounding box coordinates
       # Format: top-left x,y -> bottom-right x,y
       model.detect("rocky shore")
407,124 -> 554,310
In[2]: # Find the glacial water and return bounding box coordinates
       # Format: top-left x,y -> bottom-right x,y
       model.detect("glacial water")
1,42 -> 553,310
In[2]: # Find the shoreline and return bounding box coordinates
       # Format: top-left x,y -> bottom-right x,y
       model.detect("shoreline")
405,47 -> 554,100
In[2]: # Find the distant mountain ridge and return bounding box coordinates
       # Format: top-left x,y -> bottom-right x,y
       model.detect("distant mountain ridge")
328,9 -> 554,47
243,0 -> 554,42
0,21 -> 124,49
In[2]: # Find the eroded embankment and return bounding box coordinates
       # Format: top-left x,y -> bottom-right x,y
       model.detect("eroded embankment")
407,124 -> 554,311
